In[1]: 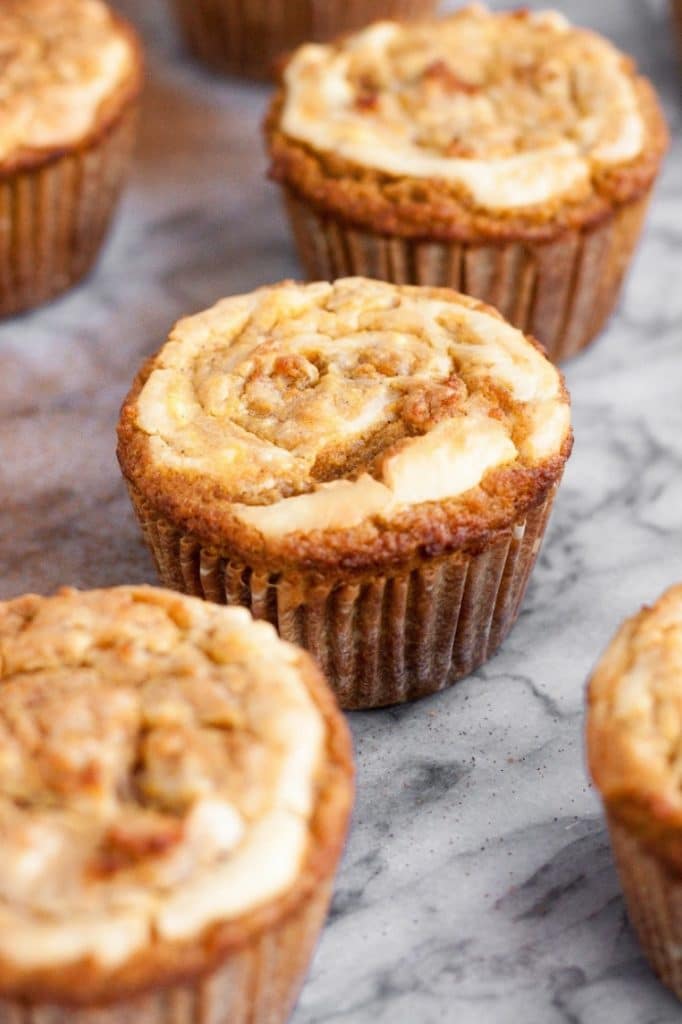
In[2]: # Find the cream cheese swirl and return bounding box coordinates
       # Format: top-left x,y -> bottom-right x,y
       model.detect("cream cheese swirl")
0,0 -> 135,162
0,587 -> 324,969
280,6 -> 644,210
134,278 -> 570,539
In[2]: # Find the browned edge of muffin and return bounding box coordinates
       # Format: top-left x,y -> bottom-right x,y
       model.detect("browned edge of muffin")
0,631 -> 353,1006
264,61 -> 668,245
587,640 -> 682,880
116,287 -> 572,579
0,9 -> 145,180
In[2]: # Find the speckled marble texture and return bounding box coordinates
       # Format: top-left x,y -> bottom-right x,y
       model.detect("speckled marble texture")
0,1 -> 681,1021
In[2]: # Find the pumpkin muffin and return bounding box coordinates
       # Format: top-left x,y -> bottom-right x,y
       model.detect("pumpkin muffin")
266,5 -> 668,363
0,585 -> 353,1023
168,0 -> 439,81
0,0 -> 143,318
118,276 -> 572,709
588,585 -> 682,999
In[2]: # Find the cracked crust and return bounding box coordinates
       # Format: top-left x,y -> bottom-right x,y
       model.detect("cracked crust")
265,10 -> 668,242
117,278 -> 572,578
588,585 -> 682,874
0,586 -> 354,1005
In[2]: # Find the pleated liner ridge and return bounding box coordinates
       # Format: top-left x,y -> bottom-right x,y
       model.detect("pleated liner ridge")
127,485 -> 558,709
0,106 -> 137,319
170,0 -> 438,79
282,189 -> 650,364
607,813 -> 682,1000
0,878 -> 332,1024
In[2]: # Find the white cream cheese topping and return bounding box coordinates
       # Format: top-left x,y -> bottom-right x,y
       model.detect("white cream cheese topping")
0,0 -> 135,161
0,587 -> 325,968
134,278 -> 570,538
280,6 -> 645,209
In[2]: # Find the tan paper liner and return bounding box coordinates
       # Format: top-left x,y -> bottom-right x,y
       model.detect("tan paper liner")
607,812 -> 682,999
0,105 -> 138,319
170,0 -> 438,79
127,484 -> 558,709
281,188 -> 650,364
0,877 -> 332,1024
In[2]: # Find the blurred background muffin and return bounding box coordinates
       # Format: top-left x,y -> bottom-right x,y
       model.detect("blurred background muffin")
167,0 -> 439,80
0,0 -> 143,318
267,6 -> 668,362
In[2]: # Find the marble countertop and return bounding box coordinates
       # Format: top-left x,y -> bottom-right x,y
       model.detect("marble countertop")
0,1 -> 681,1020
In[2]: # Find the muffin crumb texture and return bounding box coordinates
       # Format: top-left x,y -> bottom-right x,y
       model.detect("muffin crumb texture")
279,6 -> 647,210
589,585 -> 682,867
0,0 -> 135,164
125,277 -> 570,544
0,586 -> 325,974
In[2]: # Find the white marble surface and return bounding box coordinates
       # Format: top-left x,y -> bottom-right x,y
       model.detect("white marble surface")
0,1 -> 681,1021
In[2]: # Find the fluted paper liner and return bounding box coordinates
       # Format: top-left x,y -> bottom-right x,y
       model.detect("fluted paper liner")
170,0 -> 438,79
0,105 -> 137,319
608,813 -> 682,999
0,877 -> 332,1024
281,189 -> 650,364
127,485 -> 558,709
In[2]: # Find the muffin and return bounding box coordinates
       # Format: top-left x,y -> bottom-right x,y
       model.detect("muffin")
118,276 -> 572,709
266,6 -> 668,363
588,585 -> 682,999
169,0 -> 439,81
0,585 -> 353,1023
0,0 -> 143,318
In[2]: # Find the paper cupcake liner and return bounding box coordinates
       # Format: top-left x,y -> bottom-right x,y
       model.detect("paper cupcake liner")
607,813 -> 682,999
0,104 -> 138,319
282,188 -> 650,363
127,485 -> 557,709
170,0 -> 438,79
0,877 -> 332,1024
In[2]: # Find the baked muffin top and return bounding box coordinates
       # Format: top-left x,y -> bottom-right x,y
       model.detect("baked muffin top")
279,5 -> 649,210
119,277 -> 571,569
0,586 -> 343,993
0,0 -> 139,168
588,585 -> 682,871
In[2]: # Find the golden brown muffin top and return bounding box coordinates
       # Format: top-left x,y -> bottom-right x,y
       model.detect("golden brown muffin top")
0,0 -> 137,166
0,586 -> 328,978
121,278 -> 570,554
280,5 -> 647,210
588,585 -> 682,872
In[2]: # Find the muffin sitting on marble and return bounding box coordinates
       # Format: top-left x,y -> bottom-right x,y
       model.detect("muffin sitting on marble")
266,4 -> 668,362
0,0 -> 143,318
118,276 -> 572,709
0,585 -> 353,1024
588,585 -> 682,1002
168,0 -> 439,80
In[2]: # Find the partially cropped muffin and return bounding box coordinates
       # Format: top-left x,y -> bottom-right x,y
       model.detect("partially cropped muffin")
588,585 -> 682,999
0,585 -> 353,1023
266,5 -> 668,363
0,0 -> 143,318
169,0 -> 439,80
118,277 -> 572,708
